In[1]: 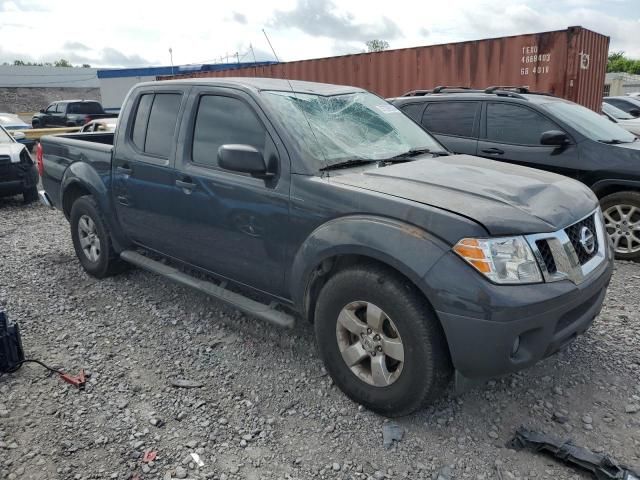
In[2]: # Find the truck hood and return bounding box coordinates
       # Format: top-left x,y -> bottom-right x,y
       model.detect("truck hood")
0,142 -> 26,163
329,154 -> 598,235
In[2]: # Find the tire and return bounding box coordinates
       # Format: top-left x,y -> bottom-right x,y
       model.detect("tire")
32,120 -> 41,128
314,263 -> 452,417
23,186 -> 38,204
600,191 -> 640,261
70,195 -> 126,278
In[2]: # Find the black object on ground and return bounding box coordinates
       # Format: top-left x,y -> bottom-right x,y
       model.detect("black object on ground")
509,427 -> 640,480
0,311 -> 24,374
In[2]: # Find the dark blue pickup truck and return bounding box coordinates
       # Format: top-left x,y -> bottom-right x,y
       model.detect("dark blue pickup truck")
39,78 -> 613,416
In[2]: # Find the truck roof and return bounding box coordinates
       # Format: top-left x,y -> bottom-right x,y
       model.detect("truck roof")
141,77 -> 365,96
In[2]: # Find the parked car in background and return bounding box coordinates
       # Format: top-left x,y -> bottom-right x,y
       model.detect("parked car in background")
0,124 -> 38,202
31,100 -> 116,128
0,113 -> 36,151
391,87 -> 640,260
603,96 -> 640,118
39,78 -> 613,416
602,102 -> 640,136
80,118 -> 118,133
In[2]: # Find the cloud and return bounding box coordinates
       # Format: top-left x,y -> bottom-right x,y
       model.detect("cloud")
232,12 -> 247,24
63,41 -> 91,51
0,0 -> 47,11
0,45 -> 157,67
271,0 -> 402,42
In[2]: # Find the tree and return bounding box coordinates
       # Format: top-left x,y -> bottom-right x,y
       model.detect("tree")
607,51 -> 640,75
54,59 -> 72,67
81,63 -> 91,68
365,40 -> 389,53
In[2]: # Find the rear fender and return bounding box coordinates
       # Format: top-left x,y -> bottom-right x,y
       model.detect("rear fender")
62,163 -> 128,252
289,215 -> 449,314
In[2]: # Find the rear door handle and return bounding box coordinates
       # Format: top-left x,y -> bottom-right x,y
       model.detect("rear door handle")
116,165 -> 132,175
176,179 -> 196,192
481,147 -> 504,155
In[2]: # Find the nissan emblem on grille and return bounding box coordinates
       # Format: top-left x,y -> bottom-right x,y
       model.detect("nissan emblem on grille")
579,226 -> 596,255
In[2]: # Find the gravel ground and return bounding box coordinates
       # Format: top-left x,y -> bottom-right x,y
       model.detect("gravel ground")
1,198 -> 639,480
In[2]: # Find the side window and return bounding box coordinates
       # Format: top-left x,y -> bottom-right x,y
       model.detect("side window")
486,103 -> 558,145
45,104 -> 57,113
608,99 -> 633,113
422,102 -> 479,138
131,94 -> 154,152
192,95 -> 268,169
399,103 -> 426,123
56,103 -> 66,113
144,94 -> 182,157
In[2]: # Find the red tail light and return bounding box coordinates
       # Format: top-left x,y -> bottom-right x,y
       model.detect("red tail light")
36,142 -> 44,176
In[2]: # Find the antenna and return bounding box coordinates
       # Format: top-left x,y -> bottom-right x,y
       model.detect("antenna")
262,29 -> 328,170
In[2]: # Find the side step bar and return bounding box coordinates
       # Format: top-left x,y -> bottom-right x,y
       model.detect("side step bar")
120,250 -> 295,328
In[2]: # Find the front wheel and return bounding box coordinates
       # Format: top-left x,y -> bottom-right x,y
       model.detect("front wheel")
600,192 -> 640,261
314,263 -> 451,417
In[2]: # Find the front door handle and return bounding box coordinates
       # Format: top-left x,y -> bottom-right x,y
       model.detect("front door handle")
116,165 -> 132,175
176,179 -> 196,192
481,147 -> 505,155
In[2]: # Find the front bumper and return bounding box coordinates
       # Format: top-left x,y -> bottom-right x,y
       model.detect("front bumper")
427,249 -> 613,379
0,163 -> 38,196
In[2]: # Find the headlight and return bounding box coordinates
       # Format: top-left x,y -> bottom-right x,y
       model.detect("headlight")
453,236 -> 542,284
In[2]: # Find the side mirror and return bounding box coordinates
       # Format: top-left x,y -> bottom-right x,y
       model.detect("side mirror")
39,109 -> 45,113
11,131 -> 26,141
540,130 -> 570,146
218,144 -> 272,178
629,108 -> 640,118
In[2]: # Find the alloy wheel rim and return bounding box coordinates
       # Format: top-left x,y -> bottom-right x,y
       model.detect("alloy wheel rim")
78,214 -> 101,262
603,204 -> 640,254
335,301 -> 404,387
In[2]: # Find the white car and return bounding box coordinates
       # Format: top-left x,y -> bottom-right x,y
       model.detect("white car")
601,102 -> 640,136
0,124 -> 39,202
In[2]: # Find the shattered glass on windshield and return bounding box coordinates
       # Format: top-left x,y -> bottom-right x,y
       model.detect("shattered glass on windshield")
262,91 -> 442,169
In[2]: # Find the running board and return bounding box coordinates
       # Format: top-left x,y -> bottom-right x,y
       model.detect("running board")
120,250 -> 295,328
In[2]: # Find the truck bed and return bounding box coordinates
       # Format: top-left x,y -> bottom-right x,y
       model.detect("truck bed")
40,132 -> 114,210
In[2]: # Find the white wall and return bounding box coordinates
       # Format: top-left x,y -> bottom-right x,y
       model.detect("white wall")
99,75 -> 156,109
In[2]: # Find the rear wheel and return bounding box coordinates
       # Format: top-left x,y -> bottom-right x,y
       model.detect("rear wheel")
314,263 -> 451,417
600,192 -> 640,261
70,195 -> 126,278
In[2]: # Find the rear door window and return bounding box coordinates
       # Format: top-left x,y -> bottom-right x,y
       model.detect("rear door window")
422,101 -> 479,138
144,94 -> 182,157
131,94 -> 154,151
486,103 -> 558,145
130,93 -> 182,157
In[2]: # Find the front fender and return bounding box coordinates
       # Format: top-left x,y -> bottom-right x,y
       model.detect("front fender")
590,178 -> 640,197
289,215 -> 449,313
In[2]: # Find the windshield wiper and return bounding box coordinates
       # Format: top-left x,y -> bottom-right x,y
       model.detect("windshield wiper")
319,159 -> 380,171
386,147 -> 450,161
597,139 -> 631,144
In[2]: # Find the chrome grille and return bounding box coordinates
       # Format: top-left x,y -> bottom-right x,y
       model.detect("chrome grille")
535,239 -> 557,274
564,214 -> 599,265
526,209 -> 608,285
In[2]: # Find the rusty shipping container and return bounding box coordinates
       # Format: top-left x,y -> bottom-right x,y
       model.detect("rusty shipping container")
161,26 -> 609,111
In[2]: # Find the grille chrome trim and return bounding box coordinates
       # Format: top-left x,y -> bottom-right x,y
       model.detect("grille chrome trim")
526,209 -> 608,285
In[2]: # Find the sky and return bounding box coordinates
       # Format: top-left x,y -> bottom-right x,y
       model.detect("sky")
0,0 -> 638,68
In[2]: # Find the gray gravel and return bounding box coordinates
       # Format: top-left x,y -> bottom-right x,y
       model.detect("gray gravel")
1,197 -> 640,480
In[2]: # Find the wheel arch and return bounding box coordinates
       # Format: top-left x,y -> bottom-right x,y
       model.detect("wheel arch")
591,179 -> 640,199
289,215 -> 449,324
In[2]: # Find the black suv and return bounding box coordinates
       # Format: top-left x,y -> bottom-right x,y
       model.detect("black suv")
391,87 -> 640,261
